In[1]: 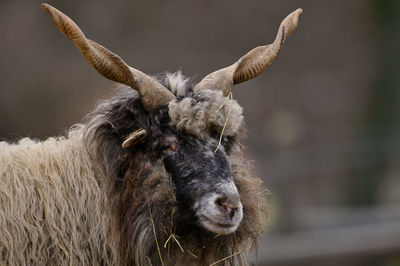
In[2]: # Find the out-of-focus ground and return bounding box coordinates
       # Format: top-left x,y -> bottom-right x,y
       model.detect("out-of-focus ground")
1,1 -> 400,265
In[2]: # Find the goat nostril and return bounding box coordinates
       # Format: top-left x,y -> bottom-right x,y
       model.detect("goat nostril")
215,197 -> 238,218
215,197 -> 224,207
228,207 -> 237,219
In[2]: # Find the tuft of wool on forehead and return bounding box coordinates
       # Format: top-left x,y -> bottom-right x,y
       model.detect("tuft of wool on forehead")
162,72 -> 244,139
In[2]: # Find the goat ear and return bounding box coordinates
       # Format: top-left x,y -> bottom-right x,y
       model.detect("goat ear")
41,3 -> 175,112
194,8 -> 302,96
122,129 -> 147,149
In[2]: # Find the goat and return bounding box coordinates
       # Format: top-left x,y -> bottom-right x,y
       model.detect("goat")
0,3 -> 302,265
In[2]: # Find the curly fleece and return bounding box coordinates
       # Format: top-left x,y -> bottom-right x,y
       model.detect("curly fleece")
166,73 -> 244,138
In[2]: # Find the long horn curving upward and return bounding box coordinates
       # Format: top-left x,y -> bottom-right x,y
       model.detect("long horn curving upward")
41,3 -> 175,112
195,8 -> 303,95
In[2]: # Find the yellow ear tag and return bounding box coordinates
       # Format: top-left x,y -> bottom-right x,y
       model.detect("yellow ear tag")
122,128 -> 147,148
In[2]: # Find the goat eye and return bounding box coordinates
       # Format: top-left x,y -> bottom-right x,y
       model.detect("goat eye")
161,136 -> 179,154
162,143 -> 178,154
162,143 -> 174,153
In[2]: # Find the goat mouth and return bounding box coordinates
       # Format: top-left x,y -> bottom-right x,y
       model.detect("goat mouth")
200,215 -> 239,234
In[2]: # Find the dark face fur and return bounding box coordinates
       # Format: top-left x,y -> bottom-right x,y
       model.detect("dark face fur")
159,130 -> 243,234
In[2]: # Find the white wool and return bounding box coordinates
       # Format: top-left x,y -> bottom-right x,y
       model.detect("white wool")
164,71 -> 190,97
168,89 -> 244,138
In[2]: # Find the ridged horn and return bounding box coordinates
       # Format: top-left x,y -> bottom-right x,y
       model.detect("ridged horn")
41,3 -> 175,111
195,8 -> 303,95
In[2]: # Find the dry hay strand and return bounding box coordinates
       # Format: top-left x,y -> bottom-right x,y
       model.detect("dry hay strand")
209,250 -> 244,266
214,92 -> 233,153
163,207 -> 184,258
57,241 -> 72,266
148,201 -> 164,266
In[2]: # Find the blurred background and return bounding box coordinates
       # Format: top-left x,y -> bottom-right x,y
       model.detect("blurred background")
1,0 -> 400,265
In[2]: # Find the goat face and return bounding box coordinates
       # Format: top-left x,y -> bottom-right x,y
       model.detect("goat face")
129,85 -> 246,235
120,92 -> 244,234
160,130 -> 243,234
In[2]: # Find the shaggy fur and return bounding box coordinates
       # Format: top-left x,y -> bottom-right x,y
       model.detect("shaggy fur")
167,72 -> 243,138
0,72 -> 268,265
169,90 -> 243,139
0,129 -> 117,265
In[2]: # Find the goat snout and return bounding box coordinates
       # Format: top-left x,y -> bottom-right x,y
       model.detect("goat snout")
197,182 -> 243,234
215,196 -> 240,219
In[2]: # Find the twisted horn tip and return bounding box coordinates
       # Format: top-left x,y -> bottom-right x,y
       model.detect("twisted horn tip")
289,8 -> 303,26
40,3 -> 52,12
295,8 -> 303,15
